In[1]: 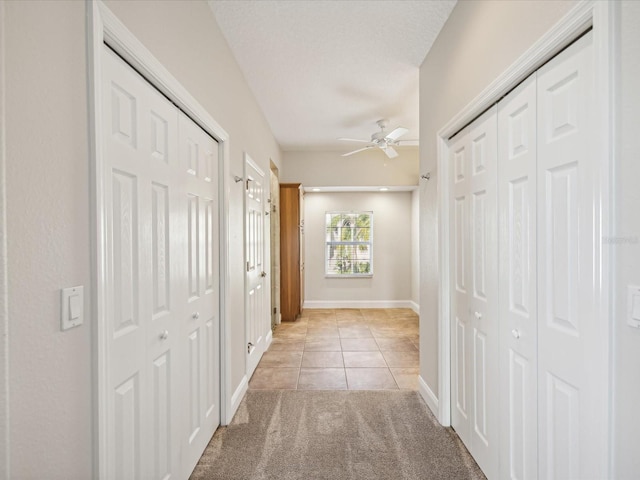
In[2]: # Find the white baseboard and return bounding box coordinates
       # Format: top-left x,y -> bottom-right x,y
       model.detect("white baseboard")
409,301 -> 420,314
226,375 -> 248,425
418,375 -> 439,419
265,329 -> 273,348
303,300 -> 417,310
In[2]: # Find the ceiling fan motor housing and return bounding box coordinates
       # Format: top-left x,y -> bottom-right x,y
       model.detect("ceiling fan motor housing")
372,131 -> 387,144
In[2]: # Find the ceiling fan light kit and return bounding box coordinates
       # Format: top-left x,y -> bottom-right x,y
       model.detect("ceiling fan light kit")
339,118 -> 418,158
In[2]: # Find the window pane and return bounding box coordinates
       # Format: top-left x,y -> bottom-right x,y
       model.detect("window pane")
326,244 -> 371,275
325,211 -> 373,276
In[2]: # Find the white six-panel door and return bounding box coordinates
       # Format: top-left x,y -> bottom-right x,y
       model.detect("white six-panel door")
536,31 -> 606,479
450,123 -> 471,448
103,45 -> 220,480
451,30 -> 601,480
245,156 -> 268,377
178,113 -> 221,478
103,46 -> 182,480
467,108 -> 499,479
450,107 -> 499,479
498,75 -> 538,480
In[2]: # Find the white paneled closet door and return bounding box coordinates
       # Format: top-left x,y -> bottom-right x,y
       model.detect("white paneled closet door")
536,31 -> 605,479
103,46 -> 183,480
179,113 -> 221,478
450,123 -> 471,448
450,29 -> 603,480
103,45 -> 220,480
450,107 -> 499,479
498,75 -> 538,480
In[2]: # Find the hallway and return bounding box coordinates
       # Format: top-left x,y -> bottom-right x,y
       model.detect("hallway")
250,308 -> 420,391
191,310 -> 484,479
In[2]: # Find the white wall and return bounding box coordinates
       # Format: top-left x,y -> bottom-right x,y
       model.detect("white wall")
3,1 -> 281,478
304,192 -> 413,307
281,148 -> 419,186
5,2 -> 92,477
418,0 -> 577,401
613,2 -> 640,476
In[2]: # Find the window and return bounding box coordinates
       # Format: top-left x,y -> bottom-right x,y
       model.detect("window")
325,211 -> 373,276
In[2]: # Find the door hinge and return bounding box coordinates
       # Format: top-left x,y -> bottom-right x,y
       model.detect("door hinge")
273,307 -> 277,314
246,261 -> 250,272
247,342 -> 254,354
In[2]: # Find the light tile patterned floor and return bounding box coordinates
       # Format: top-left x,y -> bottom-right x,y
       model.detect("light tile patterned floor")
248,308 -> 420,391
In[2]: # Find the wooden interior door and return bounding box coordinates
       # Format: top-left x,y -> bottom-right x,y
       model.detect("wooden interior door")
279,184 -> 301,322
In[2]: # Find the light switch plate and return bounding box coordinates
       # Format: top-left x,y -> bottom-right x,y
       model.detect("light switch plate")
61,285 -> 84,331
628,285 -> 640,329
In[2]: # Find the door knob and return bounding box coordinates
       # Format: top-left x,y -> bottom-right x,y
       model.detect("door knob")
474,311 -> 482,320
261,271 -> 267,277
160,330 -> 169,340
511,329 -> 521,339
192,312 -> 200,320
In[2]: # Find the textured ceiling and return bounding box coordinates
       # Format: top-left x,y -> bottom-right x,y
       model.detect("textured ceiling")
209,0 -> 456,151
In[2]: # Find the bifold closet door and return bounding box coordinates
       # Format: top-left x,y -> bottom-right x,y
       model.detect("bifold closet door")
536,31 -> 606,479
179,113 -> 221,478
450,107 -> 499,479
498,75 -> 538,480
103,45 -> 220,480
103,46 -> 183,480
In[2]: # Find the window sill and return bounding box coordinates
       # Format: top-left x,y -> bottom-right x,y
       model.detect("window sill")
325,274 -> 373,279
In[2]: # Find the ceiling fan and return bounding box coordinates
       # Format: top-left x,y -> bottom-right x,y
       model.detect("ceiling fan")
339,119 -> 418,159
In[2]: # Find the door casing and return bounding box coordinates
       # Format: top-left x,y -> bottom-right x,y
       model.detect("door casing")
88,3 -> 233,478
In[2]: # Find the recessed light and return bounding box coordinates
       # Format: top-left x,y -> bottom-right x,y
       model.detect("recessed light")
379,187 -> 389,192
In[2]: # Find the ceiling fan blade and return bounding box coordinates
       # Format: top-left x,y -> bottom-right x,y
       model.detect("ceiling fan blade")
383,146 -> 398,159
396,140 -> 419,146
342,146 -> 374,157
338,137 -> 371,143
385,127 -> 408,141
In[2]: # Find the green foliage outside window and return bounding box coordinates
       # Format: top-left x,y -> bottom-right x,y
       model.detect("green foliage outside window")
325,212 -> 373,276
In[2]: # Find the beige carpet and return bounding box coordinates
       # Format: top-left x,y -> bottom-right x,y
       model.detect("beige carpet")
190,390 -> 485,480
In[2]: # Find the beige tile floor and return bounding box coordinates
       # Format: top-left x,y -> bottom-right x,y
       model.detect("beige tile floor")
249,308 -> 420,391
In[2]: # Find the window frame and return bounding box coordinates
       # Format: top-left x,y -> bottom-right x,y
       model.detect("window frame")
324,211 -> 374,278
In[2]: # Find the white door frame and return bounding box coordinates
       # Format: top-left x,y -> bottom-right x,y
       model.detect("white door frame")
433,0 -> 616,469
0,2 -> 9,478
243,153 -> 270,377
88,2 -> 233,478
